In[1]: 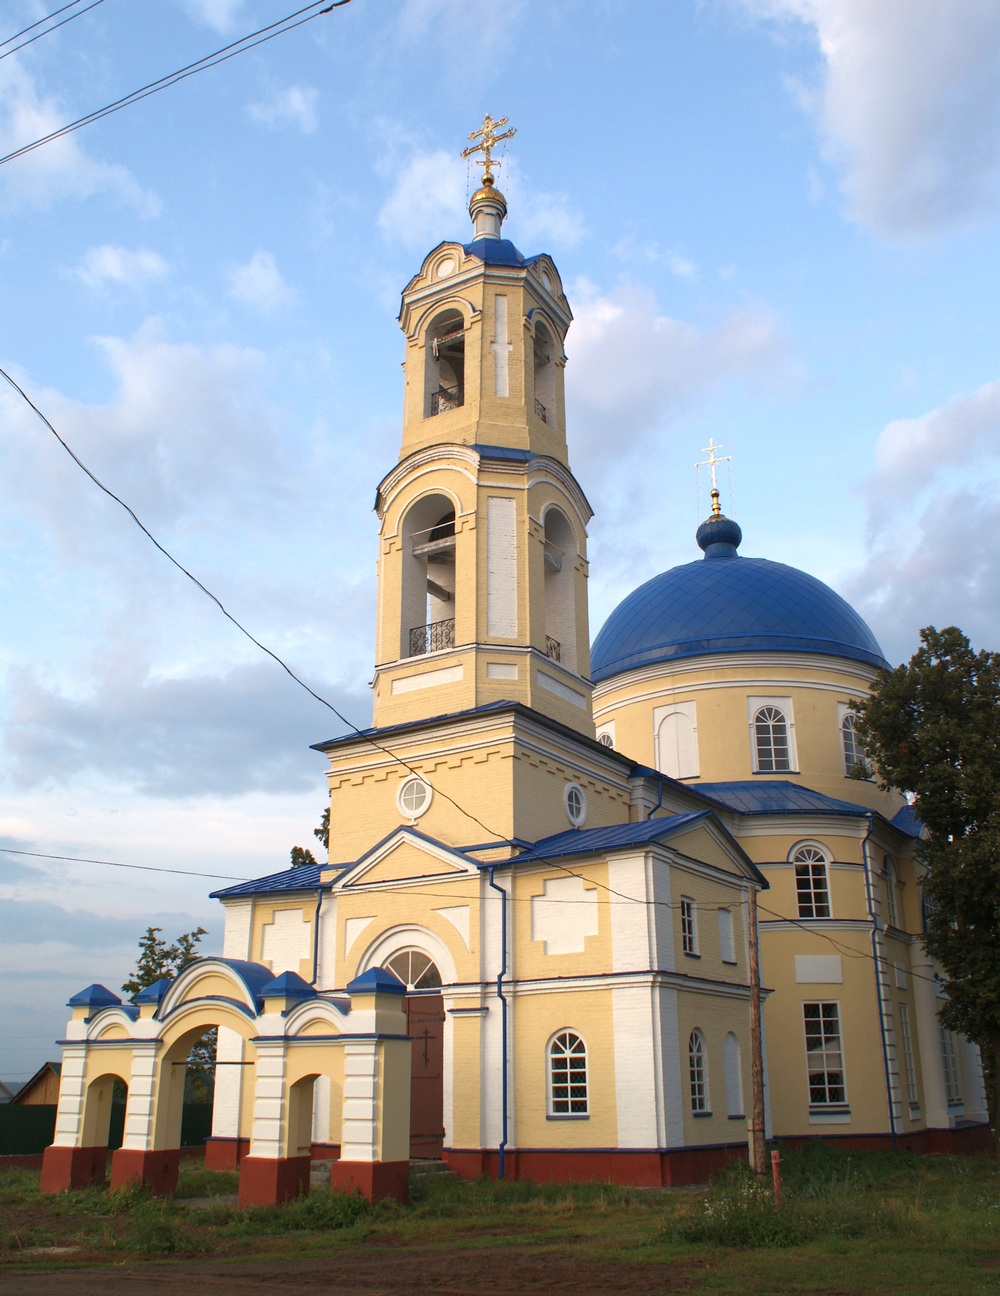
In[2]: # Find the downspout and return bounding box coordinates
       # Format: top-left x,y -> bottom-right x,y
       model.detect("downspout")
310,887 -> 325,986
487,865 -> 509,1178
861,814 -> 897,1149
646,773 -> 665,821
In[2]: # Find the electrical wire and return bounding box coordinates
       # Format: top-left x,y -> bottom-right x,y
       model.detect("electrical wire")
0,0 -> 106,61
1,0 -> 96,49
0,845 -> 249,883
0,1 -> 352,167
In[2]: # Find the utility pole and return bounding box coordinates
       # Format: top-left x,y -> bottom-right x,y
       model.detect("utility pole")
746,884 -> 767,1176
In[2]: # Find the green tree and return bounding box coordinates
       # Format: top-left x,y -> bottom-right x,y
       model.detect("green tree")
852,626 -> 1000,1146
289,806 -> 330,868
122,926 -> 214,1103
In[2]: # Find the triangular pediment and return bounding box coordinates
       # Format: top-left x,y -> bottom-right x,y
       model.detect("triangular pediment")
336,829 -> 480,889
661,817 -> 762,886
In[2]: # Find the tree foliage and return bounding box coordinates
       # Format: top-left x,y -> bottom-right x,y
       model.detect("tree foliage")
121,926 -> 207,999
852,626 -> 1000,1138
289,806 -> 330,868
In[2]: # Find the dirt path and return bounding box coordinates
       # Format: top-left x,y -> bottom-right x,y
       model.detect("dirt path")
0,1246 -> 694,1295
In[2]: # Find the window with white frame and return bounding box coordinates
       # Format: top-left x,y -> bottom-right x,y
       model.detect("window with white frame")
397,775 -> 433,821
680,897 -> 699,956
548,1030 -> 588,1116
940,1025 -> 961,1105
898,1003 -> 918,1106
718,906 -> 736,963
748,696 -> 795,773
839,709 -> 869,778
689,1029 -> 709,1113
792,844 -> 831,919
803,1001 -> 847,1106
563,782 -> 587,827
883,856 -> 899,928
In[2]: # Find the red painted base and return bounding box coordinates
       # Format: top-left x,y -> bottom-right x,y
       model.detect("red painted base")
238,1155 -> 311,1207
40,1145 -> 108,1193
109,1148 -> 181,1197
204,1136 -> 250,1170
778,1123 -> 992,1157
446,1143 -> 745,1187
329,1159 -> 409,1203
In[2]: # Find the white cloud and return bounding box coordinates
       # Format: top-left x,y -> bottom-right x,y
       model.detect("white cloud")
612,237 -> 698,277
517,190 -> 586,249
746,0 -> 1000,235
377,147 -> 467,250
228,248 -> 294,311
0,63 -> 160,216
846,380 -> 1000,661
567,282 -> 788,468
248,85 -> 319,134
181,0 -> 245,32
72,245 -> 168,289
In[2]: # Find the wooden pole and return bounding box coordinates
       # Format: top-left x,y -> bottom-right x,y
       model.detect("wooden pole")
746,885 -> 767,1176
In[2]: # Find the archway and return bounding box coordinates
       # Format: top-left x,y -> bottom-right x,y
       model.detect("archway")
383,949 -> 445,1159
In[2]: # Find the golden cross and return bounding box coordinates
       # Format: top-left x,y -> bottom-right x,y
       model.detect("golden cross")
462,114 -> 516,176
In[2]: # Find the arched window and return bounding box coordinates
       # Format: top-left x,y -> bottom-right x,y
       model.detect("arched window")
548,1031 -> 588,1116
840,712 -> 868,777
532,319 -> 556,424
425,309 -> 465,417
724,1033 -> 744,1117
753,705 -> 791,772
383,949 -> 442,990
400,493 -> 457,658
792,843 -> 831,918
689,1030 -> 709,1113
542,506 -> 577,672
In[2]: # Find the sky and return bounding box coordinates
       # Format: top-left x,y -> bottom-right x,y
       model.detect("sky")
2,0 -> 1000,1085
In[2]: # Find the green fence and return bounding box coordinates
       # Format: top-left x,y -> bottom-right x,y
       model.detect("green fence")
0,1105 -> 56,1156
0,1102 -> 213,1157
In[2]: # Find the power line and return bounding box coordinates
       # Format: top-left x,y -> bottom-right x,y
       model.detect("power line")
0,1 -> 353,167
0,0 -> 106,62
0,846 -> 249,883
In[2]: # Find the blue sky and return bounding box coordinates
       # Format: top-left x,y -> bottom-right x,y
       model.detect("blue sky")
2,0 -> 1000,1083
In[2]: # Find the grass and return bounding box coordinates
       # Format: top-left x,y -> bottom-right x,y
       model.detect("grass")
1,1145 -> 999,1293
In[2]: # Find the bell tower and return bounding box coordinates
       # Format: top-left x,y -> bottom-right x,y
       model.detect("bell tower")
371,118 -> 595,736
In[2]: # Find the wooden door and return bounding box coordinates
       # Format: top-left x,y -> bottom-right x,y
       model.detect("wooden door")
406,994 -> 445,1158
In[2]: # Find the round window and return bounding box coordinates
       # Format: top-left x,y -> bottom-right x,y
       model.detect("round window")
564,782 -> 587,827
397,775 -> 432,821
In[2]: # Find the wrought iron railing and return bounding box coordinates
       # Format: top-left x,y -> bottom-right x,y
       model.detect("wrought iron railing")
545,635 -> 561,662
431,385 -> 463,415
534,397 -> 548,423
410,618 -> 455,656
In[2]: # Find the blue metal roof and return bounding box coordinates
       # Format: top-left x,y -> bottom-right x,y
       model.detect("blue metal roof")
463,238 -> 541,267
693,781 -> 874,817
210,860 -> 345,901
510,811 -> 714,863
891,803 -> 923,838
472,443 -> 533,462
591,516 -> 888,681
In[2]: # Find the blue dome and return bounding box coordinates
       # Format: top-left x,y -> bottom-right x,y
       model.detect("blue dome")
591,516 -> 888,682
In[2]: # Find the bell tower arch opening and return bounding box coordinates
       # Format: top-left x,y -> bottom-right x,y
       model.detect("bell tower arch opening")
425,309 -> 465,418
532,318 -> 557,426
543,505 -> 578,674
400,493 -> 457,659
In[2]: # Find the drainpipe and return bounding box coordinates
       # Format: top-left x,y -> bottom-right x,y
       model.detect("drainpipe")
646,773 -> 665,821
487,865 -> 509,1178
861,814 -> 897,1149
310,887 -> 325,986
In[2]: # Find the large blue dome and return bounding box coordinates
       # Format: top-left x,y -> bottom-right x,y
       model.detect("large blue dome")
591,513 -> 888,682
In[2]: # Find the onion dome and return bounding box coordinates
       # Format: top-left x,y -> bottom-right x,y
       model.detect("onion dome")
591,505 -> 888,682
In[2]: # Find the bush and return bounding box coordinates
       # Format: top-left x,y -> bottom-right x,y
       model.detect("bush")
675,1164 -> 804,1248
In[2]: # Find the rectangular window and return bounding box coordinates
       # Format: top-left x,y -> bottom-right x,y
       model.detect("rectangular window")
940,1025 -> 961,1105
681,898 -> 698,956
795,860 -> 831,918
803,1001 -> 847,1106
718,907 -> 736,963
898,1003 -> 918,1106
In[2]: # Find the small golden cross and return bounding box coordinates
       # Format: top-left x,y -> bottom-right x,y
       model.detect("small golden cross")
462,114 -> 516,176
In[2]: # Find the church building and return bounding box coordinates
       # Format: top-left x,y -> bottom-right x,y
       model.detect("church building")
41,121 -> 987,1204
